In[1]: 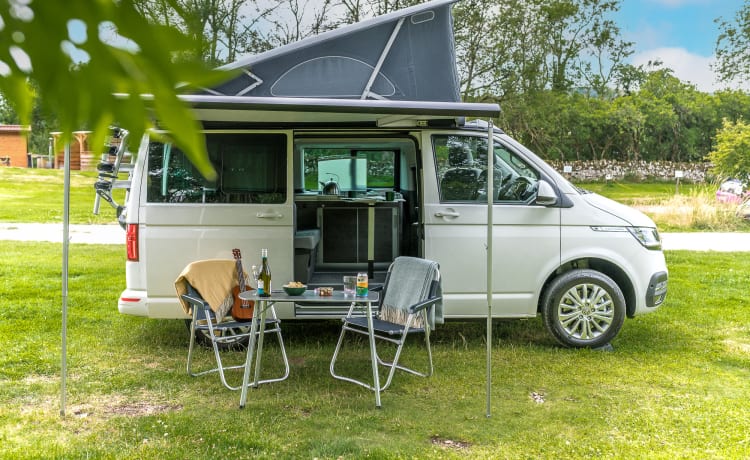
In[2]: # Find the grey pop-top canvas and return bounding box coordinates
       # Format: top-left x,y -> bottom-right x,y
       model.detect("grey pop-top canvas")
203,0 -> 460,103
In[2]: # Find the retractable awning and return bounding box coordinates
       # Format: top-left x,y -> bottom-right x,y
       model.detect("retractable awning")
178,94 -> 499,126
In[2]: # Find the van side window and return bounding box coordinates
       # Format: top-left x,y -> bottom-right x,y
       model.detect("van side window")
146,133 -> 287,203
433,135 -> 539,203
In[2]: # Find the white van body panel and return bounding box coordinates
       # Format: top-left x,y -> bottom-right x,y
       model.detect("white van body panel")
579,192 -> 655,227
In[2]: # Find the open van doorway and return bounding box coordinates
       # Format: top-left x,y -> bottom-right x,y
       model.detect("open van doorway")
292,136 -> 421,295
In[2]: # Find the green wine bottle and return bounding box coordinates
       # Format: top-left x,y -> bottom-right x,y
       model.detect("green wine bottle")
258,248 -> 272,297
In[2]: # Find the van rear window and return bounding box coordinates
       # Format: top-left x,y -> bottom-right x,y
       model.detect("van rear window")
146,133 -> 287,203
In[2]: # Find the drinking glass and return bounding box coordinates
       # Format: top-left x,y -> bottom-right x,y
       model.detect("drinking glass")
343,276 -> 356,296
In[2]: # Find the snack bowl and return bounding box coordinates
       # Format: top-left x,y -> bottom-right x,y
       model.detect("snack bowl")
283,283 -> 306,296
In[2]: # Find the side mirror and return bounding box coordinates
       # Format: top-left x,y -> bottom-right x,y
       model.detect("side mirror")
535,180 -> 558,206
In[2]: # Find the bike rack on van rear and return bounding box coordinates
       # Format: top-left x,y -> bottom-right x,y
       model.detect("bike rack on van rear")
93,127 -> 132,227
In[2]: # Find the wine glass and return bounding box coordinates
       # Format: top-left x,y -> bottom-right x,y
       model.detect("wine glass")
251,265 -> 260,287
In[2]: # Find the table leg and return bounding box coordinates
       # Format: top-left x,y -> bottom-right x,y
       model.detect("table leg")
239,300 -> 262,409
252,301 -> 269,387
366,301 -> 381,408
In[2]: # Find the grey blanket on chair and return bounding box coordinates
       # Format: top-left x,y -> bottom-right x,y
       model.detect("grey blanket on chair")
379,257 -> 442,329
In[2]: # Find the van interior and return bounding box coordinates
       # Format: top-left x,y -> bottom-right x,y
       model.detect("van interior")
292,136 -> 420,289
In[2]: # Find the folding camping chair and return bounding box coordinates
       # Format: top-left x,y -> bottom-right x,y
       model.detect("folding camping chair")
177,260 -> 289,391
330,256 -> 441,401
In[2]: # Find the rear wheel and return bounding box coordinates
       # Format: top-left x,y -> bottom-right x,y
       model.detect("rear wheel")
184,319 -> 250,350
541,269 -> 625,348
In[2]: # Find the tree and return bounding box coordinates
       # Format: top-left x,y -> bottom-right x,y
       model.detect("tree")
577,14 -> 633,97
266,0 -> 337,46
0,94 -> 17,125
539,0 -> 630,93
134,0 -> 282,64
454,0 -> 632,104
707,119 -> 750,182
453,0 -> 504,100
0,0 -> 230,179
715,2 -> 750,85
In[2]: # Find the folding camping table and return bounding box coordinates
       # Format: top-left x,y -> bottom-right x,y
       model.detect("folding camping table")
238,289 -> 381,408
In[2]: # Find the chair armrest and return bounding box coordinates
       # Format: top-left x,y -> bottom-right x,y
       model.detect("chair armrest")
181,293 -> 210,310
408,296 -> 442,314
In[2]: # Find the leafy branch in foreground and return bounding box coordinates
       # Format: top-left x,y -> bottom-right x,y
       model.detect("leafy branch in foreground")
0,0 -> 233,179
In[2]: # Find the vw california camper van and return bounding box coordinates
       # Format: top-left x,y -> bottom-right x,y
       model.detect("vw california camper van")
116,96 -> 667,349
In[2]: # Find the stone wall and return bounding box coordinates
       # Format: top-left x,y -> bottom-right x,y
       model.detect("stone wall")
546,160 -> 712,183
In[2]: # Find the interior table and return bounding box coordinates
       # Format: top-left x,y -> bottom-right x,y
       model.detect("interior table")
238,289 -> 381,408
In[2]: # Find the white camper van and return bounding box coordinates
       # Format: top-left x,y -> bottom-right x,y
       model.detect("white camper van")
115,0 -> 667,348
117,96 -> 667,349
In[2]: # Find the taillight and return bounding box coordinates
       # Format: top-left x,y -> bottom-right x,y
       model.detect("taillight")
126,224 -> 139,261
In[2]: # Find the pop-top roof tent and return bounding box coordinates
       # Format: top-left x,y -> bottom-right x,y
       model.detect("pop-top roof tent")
180,0 -> 499,126
204,0 -> 461,102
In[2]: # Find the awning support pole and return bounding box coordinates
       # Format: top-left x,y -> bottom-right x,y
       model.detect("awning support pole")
61,141 -> 70,418
486,120 -> 494,418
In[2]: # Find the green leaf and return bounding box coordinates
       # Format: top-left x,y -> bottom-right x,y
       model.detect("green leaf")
0,0 -> 233,178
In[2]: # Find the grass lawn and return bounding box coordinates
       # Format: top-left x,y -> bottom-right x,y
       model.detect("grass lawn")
0,167 -> 126,224
0,241 -> 748,459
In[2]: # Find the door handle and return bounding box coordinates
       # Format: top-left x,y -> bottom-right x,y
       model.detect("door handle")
434,210 -> 460,218
256,212 -> 283,219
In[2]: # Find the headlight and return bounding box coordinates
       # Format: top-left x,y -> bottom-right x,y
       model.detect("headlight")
627,227 -> 662,250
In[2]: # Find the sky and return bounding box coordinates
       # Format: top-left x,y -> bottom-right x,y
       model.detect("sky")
613,0 -> 747,92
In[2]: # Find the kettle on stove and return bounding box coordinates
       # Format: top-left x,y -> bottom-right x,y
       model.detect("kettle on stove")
320,173 -> 340,195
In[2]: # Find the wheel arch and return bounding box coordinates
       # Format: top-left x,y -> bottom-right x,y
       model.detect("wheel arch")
538,257 -> 636,318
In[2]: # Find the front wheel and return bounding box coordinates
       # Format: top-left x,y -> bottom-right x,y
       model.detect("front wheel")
541,269 -> 626,348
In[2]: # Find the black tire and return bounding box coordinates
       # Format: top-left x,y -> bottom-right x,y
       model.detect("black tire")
541,269 -> 626,348
184,319 -> 250,350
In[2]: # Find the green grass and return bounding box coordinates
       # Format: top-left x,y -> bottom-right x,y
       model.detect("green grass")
1,241 -> 749,459
0,167 -> 126,224
2,166 -> 749,457
577,181 -> 699,203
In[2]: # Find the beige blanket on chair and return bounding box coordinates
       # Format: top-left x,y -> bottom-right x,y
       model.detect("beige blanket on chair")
174,259 -> 239,322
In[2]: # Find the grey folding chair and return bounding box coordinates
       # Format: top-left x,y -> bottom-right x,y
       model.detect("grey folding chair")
182,283 -> 289,391
330,256 -> 441,400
